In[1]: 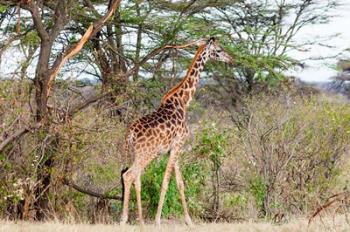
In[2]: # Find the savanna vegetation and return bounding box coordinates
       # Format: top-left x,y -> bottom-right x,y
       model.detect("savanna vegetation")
0,0 -> 349,228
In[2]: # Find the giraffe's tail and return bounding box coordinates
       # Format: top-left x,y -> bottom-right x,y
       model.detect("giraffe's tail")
121,167 -> 129,203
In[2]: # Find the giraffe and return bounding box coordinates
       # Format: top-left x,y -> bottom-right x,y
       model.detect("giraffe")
120,37 -> 233,226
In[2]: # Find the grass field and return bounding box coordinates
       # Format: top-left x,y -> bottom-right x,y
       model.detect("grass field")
1,215 -> 349,232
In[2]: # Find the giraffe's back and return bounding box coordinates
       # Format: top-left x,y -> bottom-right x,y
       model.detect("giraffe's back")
126,100 -> 187,164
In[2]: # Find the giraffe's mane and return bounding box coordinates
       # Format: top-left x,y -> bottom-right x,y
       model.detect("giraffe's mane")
161,45 -> 206,104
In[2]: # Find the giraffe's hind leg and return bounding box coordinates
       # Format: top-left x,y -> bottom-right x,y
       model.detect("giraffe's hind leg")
120,166 -> 137,225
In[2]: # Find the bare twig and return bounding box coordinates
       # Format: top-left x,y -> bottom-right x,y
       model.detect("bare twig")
308,192 -> 350,226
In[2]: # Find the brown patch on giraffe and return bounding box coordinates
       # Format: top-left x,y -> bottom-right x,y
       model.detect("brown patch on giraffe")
165,103 -> 173,110
150,121 -> 157,127
137,132 -> 144,138
176,112 -> 183,120
145,131 -> 152,137
188,78 -> 194,87
174,98 -> 181,107
137,124 -> 144,129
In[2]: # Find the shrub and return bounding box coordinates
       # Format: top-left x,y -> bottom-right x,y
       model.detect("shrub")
223,94 -> 350,218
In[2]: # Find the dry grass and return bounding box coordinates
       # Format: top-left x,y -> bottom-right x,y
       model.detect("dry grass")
1,215 -> 349,232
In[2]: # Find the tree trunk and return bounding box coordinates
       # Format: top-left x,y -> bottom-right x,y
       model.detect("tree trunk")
32,37 -> 55,220
34,150 -> 53,220
33,39 -> 53,123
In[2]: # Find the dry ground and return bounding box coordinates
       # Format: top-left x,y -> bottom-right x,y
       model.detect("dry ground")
1,215 -> 350,232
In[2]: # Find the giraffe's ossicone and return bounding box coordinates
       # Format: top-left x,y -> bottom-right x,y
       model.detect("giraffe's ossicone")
120,37 -> 233,226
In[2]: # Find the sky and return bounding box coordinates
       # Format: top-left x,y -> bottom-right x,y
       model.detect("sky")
1,0 -> 350,82
288,0 -> 350,82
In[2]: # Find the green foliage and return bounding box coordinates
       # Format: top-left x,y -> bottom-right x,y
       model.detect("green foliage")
195,124 -> 227,169
0,4 -> 7,13
140,154 -> 206,218
224,193 -> 247,209
87,162 -> 119,185
249,176 -> 267,212
21,31 -> 40,47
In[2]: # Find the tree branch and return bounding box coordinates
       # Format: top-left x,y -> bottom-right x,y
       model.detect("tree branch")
0,123 -> 41,152
22,1 -> 49,41
67,92 -> 109,117
63,178 -> 122,201
46,0 -> 122,97
49,0 -> 69,41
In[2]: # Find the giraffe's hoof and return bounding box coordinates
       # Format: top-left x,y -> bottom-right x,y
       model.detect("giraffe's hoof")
139,222 -> 145,231
155,219 -> 161,227
120,218 -> 127,226
185,215 -> 193,227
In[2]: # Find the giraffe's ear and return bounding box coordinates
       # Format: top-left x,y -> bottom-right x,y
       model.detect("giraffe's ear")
208,37 -> 216,43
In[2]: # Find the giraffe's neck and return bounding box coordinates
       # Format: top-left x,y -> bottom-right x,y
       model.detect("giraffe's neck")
161,45 -> 208,107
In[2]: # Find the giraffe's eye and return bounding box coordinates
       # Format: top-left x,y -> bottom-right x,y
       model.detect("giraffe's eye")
216,49 -> 222,53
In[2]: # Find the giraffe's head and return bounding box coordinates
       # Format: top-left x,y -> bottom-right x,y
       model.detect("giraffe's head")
204,37 -> 233,64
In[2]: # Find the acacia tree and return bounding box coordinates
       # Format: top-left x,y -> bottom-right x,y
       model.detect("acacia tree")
0,0 -> 122,220
213,0 -> 337,89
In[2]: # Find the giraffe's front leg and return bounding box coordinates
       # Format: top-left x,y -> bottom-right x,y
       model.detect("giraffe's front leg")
134,174 -> 144,225
155,150 -> 177,226
174,161 -> 193,226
